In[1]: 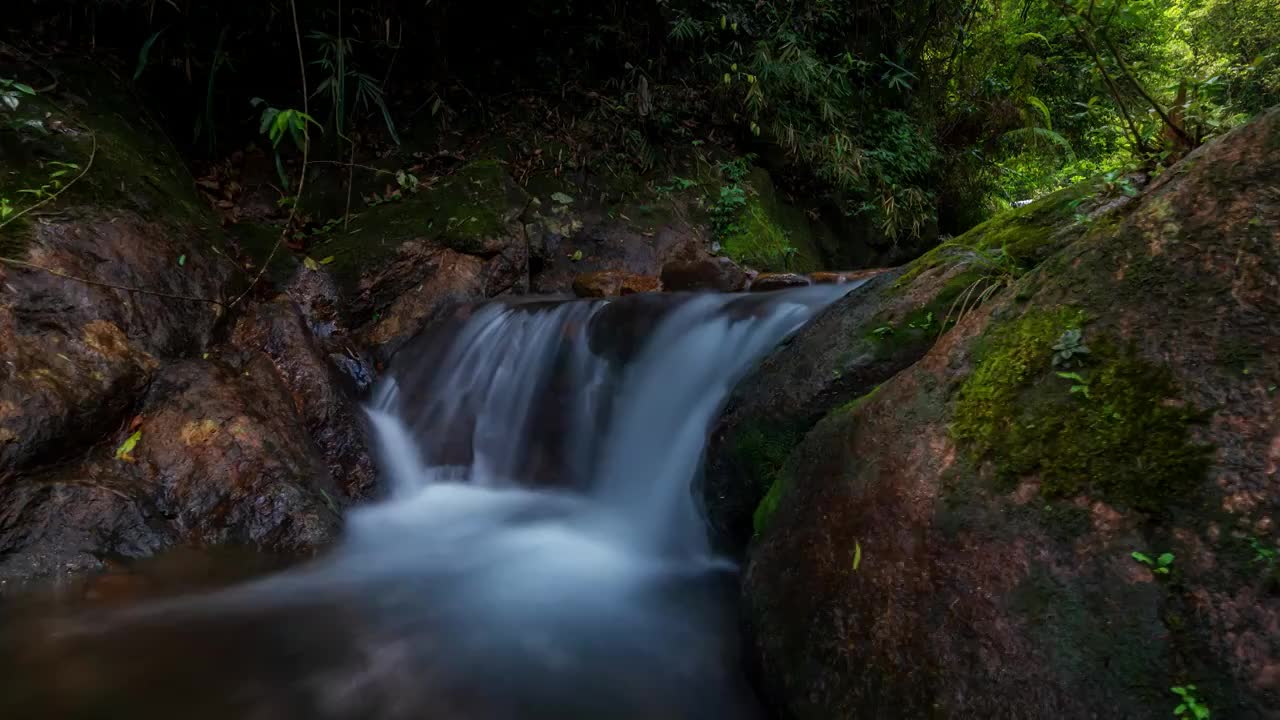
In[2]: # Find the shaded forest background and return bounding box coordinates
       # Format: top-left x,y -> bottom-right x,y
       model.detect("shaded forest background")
4,0 -> 1279,249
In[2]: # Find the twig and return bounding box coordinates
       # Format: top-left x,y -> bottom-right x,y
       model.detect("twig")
0,256 -> 227,306
0,134 -> 97,232
227,0 -> 310,309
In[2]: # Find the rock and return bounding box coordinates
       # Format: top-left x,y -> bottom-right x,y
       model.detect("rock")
742,109 -> 1280,718
306,159 -> 531,359
571,270 -> 662,297
232,300 -> 378,502
660,246 -> 749,292
0,355 -> 342,585
808,269 -> 890,284
749,273 -> 811,291
0,64 -> 236,476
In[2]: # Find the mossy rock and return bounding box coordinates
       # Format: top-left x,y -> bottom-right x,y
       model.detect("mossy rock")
719,168 -> 822,273
310,158 -> 528,286
951,308 -> 1213,513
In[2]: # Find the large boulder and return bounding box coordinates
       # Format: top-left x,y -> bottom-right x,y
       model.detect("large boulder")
0,355 -> 342,586
741,109 -> 1280,718
703,180 -> 1109,551
0,63 -> 237,475
0,63 -> 358,587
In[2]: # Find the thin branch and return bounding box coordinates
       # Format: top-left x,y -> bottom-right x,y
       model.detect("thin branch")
1097,28 -> 1194,146
0,134 -> 96,232
227,0 -> 310,308
0,256 -> 228,306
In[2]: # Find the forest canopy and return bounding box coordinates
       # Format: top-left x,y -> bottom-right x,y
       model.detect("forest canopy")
5,0 -> 1278,240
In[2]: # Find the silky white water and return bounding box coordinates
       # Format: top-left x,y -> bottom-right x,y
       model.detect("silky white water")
7,283 -> 861,720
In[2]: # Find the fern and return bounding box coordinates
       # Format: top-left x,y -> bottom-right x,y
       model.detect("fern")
1000,127 -> 1076,161
1026,95 -> 1053,130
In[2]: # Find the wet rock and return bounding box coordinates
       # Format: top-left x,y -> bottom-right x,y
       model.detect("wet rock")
0,355 -> 342,586
808,269 -> 890,284
232,300 -> 378,502
305,159 -> 531,359
660,245 -> 749,292
748,273 -> 811,292
703,175 -> 1114,552
0,64 -> 236,476
571,270 -> 662,298
742,108 -> 1280,718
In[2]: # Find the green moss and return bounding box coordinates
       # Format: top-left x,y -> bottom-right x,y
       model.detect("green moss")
721,194 -> 816,272
736,423 -> 804,535
951,309 -> 1213,512
719,168 -> 822,272
894,183 -> 1092,291
868,267 -> 988,359
311,158 -> 521,283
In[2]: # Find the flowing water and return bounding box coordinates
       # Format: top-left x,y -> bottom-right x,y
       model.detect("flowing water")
0,283 -> 859,719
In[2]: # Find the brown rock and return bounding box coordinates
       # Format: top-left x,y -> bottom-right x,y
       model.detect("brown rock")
0,70 -> 236,477
808,268 -> 891,284
572,270 -> 662,298
749,273 -> 811,292
743,108 -> 1280,718
0,355 -> 342,585
232,300 -> 378,502
661,251 -> 749,292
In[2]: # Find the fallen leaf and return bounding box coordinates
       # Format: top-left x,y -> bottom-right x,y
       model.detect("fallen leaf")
114,430 -> 142,462
303,256 -> 320,271
550,191 -> 575,205
852,541 -> 862,571
320,255 -> 336,265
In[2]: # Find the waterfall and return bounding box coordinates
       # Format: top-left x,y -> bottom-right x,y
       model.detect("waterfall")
3,283 -> 862,720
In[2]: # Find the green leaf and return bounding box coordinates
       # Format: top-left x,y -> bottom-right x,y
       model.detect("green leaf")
12,82 -> 36,96
1157,552 -> 1175,566
550,192 -> 575,205
1174,704 -> 1186,715
133,29 -> 166,82
177,254 -> 186,267
570,250 -> 584,262
319,255 -> 336,265
1132,551 -> 1153,565
852,540 -> 862,571
303,256 -> 320,271
114,430 -> 142,461
1026,96 -> 1053,130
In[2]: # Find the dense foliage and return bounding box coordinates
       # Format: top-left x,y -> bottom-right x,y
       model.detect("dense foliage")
4,0 -> 1278,250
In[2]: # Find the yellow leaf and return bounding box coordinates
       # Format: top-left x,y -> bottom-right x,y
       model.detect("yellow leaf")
114,430 -> 142,462
303,256 -> 320,271
319,255 -> 336,265
852,541 -> 862,571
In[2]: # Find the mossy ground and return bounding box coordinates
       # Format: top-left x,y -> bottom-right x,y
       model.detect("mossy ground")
309,158 -> 520,284
951,308 -> 1213,513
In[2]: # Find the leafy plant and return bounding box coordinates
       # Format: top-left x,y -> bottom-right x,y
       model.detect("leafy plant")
1132,551 -> 1175,575
908,312 -> 936,332
1056,370 -> 1092,398
1250,537 -> 1278,567
0,77 -> 36,112
251,99 -> 320,188
1171,685 -> 1211,719
310,30 -> 400,144
1053,328 -> 1092,368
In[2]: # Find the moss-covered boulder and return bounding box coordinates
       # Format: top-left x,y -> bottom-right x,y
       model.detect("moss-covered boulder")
742,108 -> 1280,718
702,180 -> 1117,551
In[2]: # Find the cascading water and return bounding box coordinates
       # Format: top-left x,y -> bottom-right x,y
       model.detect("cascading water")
0,283 -> 862,720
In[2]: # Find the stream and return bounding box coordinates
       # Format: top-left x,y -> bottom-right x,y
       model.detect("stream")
0,283 -> 860,719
